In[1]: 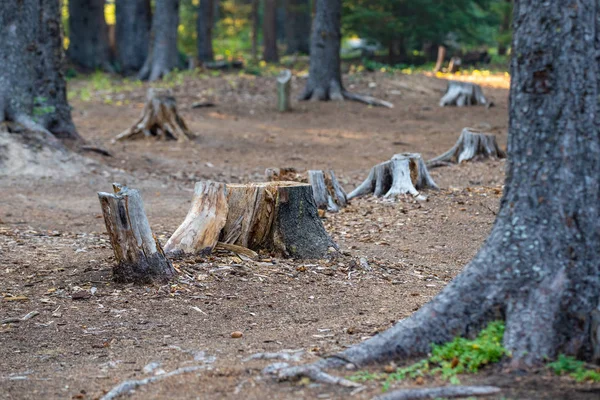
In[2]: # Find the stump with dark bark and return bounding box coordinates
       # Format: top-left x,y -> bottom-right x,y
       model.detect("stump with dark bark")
439,81 -> 487,107
98,184 -> 175,283
115,89 -> 193,141
348,153 -> 438,201
427,128 -> 506,168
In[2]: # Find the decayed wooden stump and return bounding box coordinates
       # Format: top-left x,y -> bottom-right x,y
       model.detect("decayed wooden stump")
221,182 -> 336,258
163,181 -> 228,255
348,153 -> 438,201
308,170 -> 347,212
427,128 -> 506,168
115,88 -> 194,141
98,184 -> 175,283
439,81 -> 487,107
277,69 -> 292,112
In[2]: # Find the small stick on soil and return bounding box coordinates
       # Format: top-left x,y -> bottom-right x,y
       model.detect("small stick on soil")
1,310 -> 39,324
100,365 -> 204,400
373,385 -> 501,400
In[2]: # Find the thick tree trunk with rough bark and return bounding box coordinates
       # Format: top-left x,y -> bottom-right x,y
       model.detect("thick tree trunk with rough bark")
116,0 -> 151,75
196,0 -> 214,63
67,0 -> 113,71
262,0 -> 279,62
285,0 -> 310,54
138,0 -> 181,81
271,0 -> 600,379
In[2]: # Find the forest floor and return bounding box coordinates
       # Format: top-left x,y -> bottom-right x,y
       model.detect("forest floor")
1,71 -> 599,400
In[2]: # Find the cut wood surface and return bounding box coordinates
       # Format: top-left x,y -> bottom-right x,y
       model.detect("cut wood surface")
439,81 -> 487,107
115,88 -> 194,141
348,153 -> 438,201
427,128 -> 506,168
98,183 -> 174,283
164,181 -> 228,255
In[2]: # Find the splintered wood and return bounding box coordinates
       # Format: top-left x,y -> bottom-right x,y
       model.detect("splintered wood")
439,81 -> 488,107
427,128 -> 506,168
348,153 -> 438,201
115,88 -> 194,141
98,183 -> 174,283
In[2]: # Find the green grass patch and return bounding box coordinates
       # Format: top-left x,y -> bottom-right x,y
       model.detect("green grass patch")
547,355 -> 600,383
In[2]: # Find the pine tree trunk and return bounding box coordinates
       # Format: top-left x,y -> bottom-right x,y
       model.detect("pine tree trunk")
197,0 -> 214,63
285,0 -> 310,54
278,0 -> 600,374
115,0 -> 151,75
138,0 -> 181,81
67,0 -> 113,71
251,0 -> 259,62
262,0 -> 279,62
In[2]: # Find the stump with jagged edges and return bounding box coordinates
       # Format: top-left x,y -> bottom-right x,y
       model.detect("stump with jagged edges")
439,81 -> 487,107
98,183 -> 175,283
348,153 -> 438,201
427,128 -> 506,168
115,88 -> 194,141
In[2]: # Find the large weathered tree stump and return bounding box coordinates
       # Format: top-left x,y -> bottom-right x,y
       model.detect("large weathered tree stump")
115,88 -> 194,141
427,128 -> 506,168
221,182 -> 336,259
348,153 -> 438,201
164,182 -> 228,255
277,69 -> 292,112
98,184 -> 175,283
439,81 -> 487,107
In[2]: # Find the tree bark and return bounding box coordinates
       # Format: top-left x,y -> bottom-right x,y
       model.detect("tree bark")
115,0 -> 151,75
196,0 -> 214,63
262,0 -> 279,62
285,0 -> 310,55
138,0 -> 181,81
275,0 -> 600,375
251,0 -> 259,62
67,0 -> 113,71
433,45 -> 446,73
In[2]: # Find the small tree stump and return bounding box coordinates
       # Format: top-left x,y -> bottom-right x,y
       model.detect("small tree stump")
164,181 -> 228,255
221,182 -> 336,259
98,184 -> 175,283
115,88 -> 194,141
277,69 -> 292,112
439,80 -> 487,107
348,153 -> 438,201
308,170 -> 347,212
427,128 -> 506,168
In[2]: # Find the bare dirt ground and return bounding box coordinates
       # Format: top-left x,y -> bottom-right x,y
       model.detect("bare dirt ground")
1,71 -> 598,399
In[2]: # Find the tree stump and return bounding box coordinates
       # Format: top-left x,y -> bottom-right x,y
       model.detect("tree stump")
221,182 -> 336,258
115,88 -> 194,141
348,153 -> 438,201
439,81 -> 487,107
277,69 -> 292,112
164,181 -> 228,255
427,128 -> 506,168
98,184 -> 174,283
308,170 -> 348,212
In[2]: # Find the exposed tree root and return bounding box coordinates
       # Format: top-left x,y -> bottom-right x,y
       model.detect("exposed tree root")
427,128 -> 506,168
348,153 -> 438,201
265,363 -> 362,388
299,80 -> 393,108
100,365 -> 204,400
243,350 -> 304,362
439,81 -> 487,107
373,385 -> 501,400
342,90 -> 394,108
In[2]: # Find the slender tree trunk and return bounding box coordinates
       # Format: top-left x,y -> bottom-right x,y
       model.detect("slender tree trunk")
138,0 -> 181,81
197,0 -> 214,63
433,45 -> 446,73
262,0 -> 279,62
251,0 -> 259,62
115,0 -> 151,75
67,0 -> 113,71
285,0 -> 310,54
300,0 -> 343,100
498,0 -> 512,56
293,0 -> 600,372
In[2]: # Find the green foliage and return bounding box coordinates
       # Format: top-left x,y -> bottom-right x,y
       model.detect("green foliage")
547,355 -> 600,383
349,321 -> 507,391
32,97 -> 56,118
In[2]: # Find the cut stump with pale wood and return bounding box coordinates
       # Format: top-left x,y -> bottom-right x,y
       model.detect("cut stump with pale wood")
98,183 -> 175,283
427,128 -> 506,168
439,81 -> 487,107
277,69 -> 292,112
348,153 -> 438,201
115,88 -> 194,141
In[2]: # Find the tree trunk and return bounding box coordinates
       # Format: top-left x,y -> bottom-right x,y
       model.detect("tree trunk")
433,45 -> 446,73
0,0 -> 79,142
138,0 -> 181,81
285,0 -> 310,55
115,0 -> 151,75
67,0 -> 113,71
251,0 -> 259,62
196,0 -> 214,63
275,0 -> 600,374
262,0 -> 279,62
